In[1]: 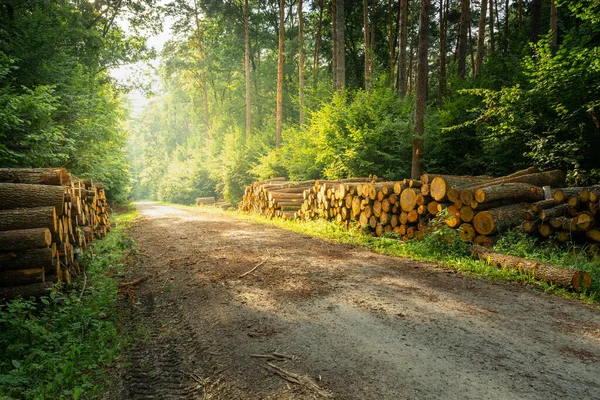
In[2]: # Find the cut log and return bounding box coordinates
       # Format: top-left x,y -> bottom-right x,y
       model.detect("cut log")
0,183 -> 66,215
553,187 -> 584,203
430,176 -> 495,202
0,207 -> 57,232
195,197 -> 216,205
459,206 -> 475,223
0,168 -> 69,186
575,212 -> 594,231
540,204 -> 569,221
0,279 -> 57,300
473,235 -> 497,248
400,188 -> 418,212
586,229 -> 600,243
460,189 -> 474,206
0,267 -> 45,286
531,199 -> 560,213
470,244 -> 592,292
444,205 -> 461,228
0,248 -> 54,270
472,203 -> 529,235
458,223 -> 476,242
0,228 -> 52,251
474,183 -> 544,204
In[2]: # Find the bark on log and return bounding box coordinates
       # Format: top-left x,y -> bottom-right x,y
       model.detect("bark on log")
0,228 -> 52,251
0,279 -> 56,300
195,197 -> 216,204
470,244 -> 592,292
472,203 -> 529,235
0,207 -> 57,232
0,267 -> 45,286
0,183 -> 66,215
474,183 -> 544,204
531,199 -> 560,213
540,204 -> 569,221
553,187 -> 584,203
0,168 -> 69,186
0,248 -> 54,270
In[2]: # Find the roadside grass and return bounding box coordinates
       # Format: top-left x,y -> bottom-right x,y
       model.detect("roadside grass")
180,203 -> 600,304
0,206 -> 139,400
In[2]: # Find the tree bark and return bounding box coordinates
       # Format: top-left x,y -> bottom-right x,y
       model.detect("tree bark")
471,245 -> 592,291
313,0 -> 324,87
474,183 -> 545,204
0,168 -> 68,186
503,0 -> 509,52
388,0 -> 394,88
472,203 -> 528,235
334,0 -> 345,90
298,0 -> 305,124
438,0 -> 447,101
332,0 -> 337,86
488,0 -> 495,53
550,0 -> 558,46
517,0 -> 523,29
530,0 -> 542,43
0,183 -> 66,215
475,0 -> 487,77
0,268 -> 46,287
276,0 -> 285,148
364,0 -> 370,89
244,0 -> 252,135
0,248 -> 54,270
457,0 -> 470,79
411,0 -> 429,179
0,207 -> 57,232
0,228 -> 52,251
398,0 -> 408,98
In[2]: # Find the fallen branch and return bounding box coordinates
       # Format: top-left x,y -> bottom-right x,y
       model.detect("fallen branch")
117,276 -> 149,288
263,362 -> 331,398
239,259 -> 268,278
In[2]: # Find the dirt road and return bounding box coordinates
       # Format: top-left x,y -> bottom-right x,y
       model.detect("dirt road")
106,202 -> 600,400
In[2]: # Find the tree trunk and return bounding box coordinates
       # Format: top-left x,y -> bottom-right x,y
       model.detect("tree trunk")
276,0 -> 285,148
530,0 -> 542,43
503,0 -> 509,52
334,0 -> 346,90
193,0 -> 210,139
475,0 -> 487,77
298,0 -> 305,124
468,20 -> 475,75
398,0 -> 408,97
244,0 -> 252,135
313,0 -> 323,87
0,168 -> 68,186
364,0 -> 370,89
411,0 -> 430,179
332,0 -> 337,86
488,0 -> 495,53
0,228 -> 52,251
472,203 -> 528,235
471,245 -> 592,292
457,0 -> 470,79
0,183 -> 65,215
550,0 -> 558,46
0,207 -> 57,232
438,0 -> 447,101
388,0 -> 394,88
474,183 -> 545,204
517,0 -> 523,29
0,248 -> 54,270
370,0 -> 375,83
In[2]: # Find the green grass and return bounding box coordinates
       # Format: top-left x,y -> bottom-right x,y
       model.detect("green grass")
0,205 -> 139,400
182,203 -> 600,304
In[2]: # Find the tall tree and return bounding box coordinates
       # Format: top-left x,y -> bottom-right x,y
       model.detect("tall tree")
475,0 -> 488,77
276,0 -> 285,147
517,0 -> 523,29
364,0 -> 371,88
398,0 -> 408,97
388,0 -> 395,88
244,0 -> 252,136
530,0 -> 542,42
313,0 -> 323,87
193,0 -> 210,139
411,0 -> 430,179
332,0 -> 338,87
503,0 -> 509,52
438,0 -> 448,101
457,0 -> 470,79
334,0 -> 346,90
489,0 -> 496,53
298,0 -> 305,124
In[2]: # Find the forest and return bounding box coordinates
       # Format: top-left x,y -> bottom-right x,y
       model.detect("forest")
0,0 -> 599,205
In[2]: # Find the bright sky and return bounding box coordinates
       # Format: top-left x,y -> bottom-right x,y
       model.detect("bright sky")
110,9 -> 174,116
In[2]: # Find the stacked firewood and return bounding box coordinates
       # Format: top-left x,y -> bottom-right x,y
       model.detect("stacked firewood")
0,168 -> 111,299
521,185 -> 600,252
240,178 -> 316,219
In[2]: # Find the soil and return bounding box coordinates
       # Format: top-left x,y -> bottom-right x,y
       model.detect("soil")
104,202 -> 600,400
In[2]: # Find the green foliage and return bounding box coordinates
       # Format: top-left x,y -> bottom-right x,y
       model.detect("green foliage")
0,209 -> 139,399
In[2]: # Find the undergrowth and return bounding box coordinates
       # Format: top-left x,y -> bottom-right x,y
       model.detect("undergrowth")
0,205 -> 139,399
186,204 -> 600,304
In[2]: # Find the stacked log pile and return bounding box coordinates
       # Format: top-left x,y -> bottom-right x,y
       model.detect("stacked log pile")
0,168 -> 111,299
521,185 -> 600,253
